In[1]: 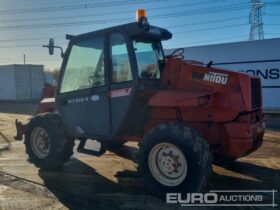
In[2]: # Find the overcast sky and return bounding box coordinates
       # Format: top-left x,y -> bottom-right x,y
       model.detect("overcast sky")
0,0 -> 279,70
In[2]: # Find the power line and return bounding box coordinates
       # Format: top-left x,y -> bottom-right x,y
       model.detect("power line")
168,16 -> 247,29
0,42 -> 67,48
265,32 -> 280,35
265,13 -> 280,16
265,1 -> 280,5
0,58 -> 60,62
0,0 -> 229,24
0,0 -> 234,17
176,23 -> 247,34
0,16 -> 248,43
0,3 -> 252,31
0,37 -> 62,43
169,35 -> 247,48
0,23 -> 249,48
0,0 -> 167,15
0,0 -> 93,7
0,23 -> 248,48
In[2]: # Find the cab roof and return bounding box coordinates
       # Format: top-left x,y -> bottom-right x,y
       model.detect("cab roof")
66,22 -> 172,42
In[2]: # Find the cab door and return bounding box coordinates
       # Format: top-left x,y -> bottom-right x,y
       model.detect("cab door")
108,32 -> 136,135
56,36 -> 110,138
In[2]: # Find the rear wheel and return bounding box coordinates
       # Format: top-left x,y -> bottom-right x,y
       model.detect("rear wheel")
25,113 -> 75,170
139,123 -> 212,197
148,142 -> 188,187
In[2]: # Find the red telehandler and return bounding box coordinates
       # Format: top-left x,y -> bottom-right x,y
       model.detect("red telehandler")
15,10 -> 265,196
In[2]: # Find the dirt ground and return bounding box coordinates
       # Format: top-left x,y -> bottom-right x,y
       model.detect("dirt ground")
0,102 -> 279,210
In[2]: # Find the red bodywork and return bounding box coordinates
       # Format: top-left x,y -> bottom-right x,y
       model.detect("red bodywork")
143,58 -> 265,158
14,85 -> 57,140
15,58 -> 265,158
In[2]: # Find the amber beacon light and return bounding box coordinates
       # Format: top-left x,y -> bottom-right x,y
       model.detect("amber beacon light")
136,9 -> 148,26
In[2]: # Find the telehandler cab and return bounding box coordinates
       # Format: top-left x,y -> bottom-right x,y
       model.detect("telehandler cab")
15,10 -> 265,196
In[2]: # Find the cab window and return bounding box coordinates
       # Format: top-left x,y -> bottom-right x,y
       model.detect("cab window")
60,37 -> 105,93
133,41 -> 164,79
110,33 -> 132,83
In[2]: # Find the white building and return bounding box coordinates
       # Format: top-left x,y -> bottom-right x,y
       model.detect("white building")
167,38 -> 280,111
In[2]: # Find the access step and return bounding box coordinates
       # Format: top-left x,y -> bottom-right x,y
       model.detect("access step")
77,139 -> 106,157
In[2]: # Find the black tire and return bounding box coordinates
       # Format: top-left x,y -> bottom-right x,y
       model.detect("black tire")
138,123 -> 212,197
25,113 -> 75,170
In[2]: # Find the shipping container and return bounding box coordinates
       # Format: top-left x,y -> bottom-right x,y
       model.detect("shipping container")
166,38 -> 280,112
0,64 -> 45,101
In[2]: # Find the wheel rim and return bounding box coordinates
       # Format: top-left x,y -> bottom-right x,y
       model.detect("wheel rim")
30,127 -> 51,159
148,143 -> 188,187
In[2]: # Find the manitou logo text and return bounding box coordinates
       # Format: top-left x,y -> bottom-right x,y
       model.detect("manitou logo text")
192,71 -> 229,85
203,72 -> 228,85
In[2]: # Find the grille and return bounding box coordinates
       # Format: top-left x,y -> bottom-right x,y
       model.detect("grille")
251,78 -> 262,109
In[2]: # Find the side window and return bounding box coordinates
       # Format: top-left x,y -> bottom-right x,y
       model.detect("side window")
133,41 -> 161,79
60,37 -> 105,93
110,33 -> 132,83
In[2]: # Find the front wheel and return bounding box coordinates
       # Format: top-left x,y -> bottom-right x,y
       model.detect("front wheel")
25,113 -> 75,170
138,124 -> 212,197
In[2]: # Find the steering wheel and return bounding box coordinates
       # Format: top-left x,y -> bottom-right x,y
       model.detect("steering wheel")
148,64 -> 158,78
141,64 -> 157,79
88,75 -> 95,85
89,74 -> 103,87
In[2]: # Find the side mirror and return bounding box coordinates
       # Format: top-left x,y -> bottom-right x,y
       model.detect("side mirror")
43,38 -> 64,58
48,38 -> 54,55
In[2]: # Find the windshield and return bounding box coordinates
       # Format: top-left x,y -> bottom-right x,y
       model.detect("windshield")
133,40 -> 164,79
60,38 -> 105,93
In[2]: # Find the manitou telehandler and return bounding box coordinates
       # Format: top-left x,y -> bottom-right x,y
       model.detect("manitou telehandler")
15,10 -> 265,196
